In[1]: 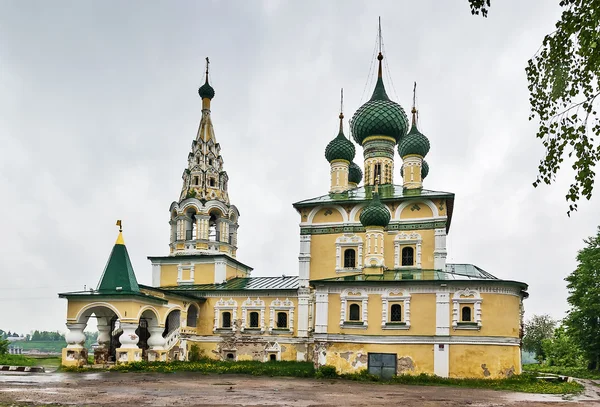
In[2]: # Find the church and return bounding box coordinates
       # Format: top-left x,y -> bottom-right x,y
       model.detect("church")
59,46 -> 528,379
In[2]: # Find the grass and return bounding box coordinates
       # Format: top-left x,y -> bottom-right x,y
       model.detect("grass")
523,363 -> 600,380
18,341 -> 66,353
59,359 -> 583,394
0,354 -> 61,367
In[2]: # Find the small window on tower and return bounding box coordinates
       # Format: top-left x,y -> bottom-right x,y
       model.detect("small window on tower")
209,158 -> 213,166
193,176 -> 199,186
344,249 -> 356,268
374,163 -> 382,183
210,178 -> 215,187
196,156 -> 200,164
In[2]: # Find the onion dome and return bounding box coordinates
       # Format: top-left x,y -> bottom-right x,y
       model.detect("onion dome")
349,162 -> 363,184
421,160 -> 429,179
325,113 -> 356,162
198,57 -> 215,100
351,53 -> 409,145
398,124 -> 430,157
360,192 -> 391,228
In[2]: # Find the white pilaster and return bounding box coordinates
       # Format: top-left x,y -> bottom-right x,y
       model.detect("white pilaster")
434,228 -> 448,271
152,263 -> 161,286
436,292 -> 450,336
298,235 -> 311,287
214,259 -> 227,283
297,287 -> 310,337
434,343 -> 449,377
314,286 -> 329,334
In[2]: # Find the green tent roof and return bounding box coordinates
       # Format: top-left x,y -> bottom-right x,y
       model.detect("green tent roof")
96,233 -> 140,294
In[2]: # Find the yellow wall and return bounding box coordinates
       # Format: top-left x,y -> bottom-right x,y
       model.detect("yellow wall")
399,201 -> 434,219
449,345 -> 521,378
324,343 -> 434,375
313,207 -> 344,223
452,294 -> 521,337
187,339 -> 306,362
160,264 -> 179,286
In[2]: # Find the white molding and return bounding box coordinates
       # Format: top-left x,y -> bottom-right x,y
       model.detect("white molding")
313,333 -> 520,346
381,288 -> 411,328
269,298 -> 295,333
326,284 -> 522,297
213,298 -> 238,332
335,234 -> 364,272
340,288 -> 369,328
393,232 -> 422,268
241,297 -> 265,332
452,288 -> 483,330
436,292 -> 450,336
314,286 -> 329,334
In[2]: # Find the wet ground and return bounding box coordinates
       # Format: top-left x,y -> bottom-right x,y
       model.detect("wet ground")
1,371 -> 600,406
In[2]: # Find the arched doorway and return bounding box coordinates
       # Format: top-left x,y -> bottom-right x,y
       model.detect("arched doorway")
72,304 -> 121,364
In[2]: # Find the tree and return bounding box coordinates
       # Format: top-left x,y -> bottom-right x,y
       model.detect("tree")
0,339 -> 8,355
564,226 -> 600,369
469,0 -> 600,215
522,314 -> 557,362
542,325 -> 585,367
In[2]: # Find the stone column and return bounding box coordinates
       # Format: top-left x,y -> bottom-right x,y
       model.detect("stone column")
62,322 -> 87,367
147,326 -> 168,362
94,321 -> 111,364
116,322 -> 142,364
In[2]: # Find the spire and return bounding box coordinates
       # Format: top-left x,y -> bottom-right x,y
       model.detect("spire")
198,57 -> 215,100
371,18 -> 389,101
339,88 -> 344,134
411,81 -> 418,127
96,222 -> 140,294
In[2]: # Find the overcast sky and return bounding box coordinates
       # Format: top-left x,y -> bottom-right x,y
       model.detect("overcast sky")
1,0 -> 598,335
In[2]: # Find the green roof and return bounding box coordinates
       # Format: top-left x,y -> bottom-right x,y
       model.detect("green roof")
325,130 -> 355,163
398,124 -> 430,158
96,234 -> 140,294
349,162 -> 363,184
360,192 -> 390,228
160,276 -> 299,293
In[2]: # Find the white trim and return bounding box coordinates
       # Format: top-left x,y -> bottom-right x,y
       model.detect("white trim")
434,343 -> 449,377
340,288 -> 369,328
436,292 -> 450,336
73,302 -> 123,324
335,234 -> 364,272
269,298 -> 295,333
315,286 -> 329,334
241,297 -> 265,332
214,298 -> 238,332
452,288 -> 483,330
313,333 -> 520,346
381,288 -> 411,329
393,232 -> 422,268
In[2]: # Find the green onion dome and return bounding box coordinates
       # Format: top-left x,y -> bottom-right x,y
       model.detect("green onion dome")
421,160 -> 429,179
350,54 -> 409,145
349,162 -> 363,184
198,78 -> 215,100
398,123 -> 430,158
360,192 -> 391,228
325,117 -> 356,162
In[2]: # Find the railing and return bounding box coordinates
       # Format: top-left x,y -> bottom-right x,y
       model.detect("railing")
164,327 -> 180,351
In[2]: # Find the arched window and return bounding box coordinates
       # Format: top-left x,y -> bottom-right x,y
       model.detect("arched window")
269,354 -> 277,361
462,306 -> 472,322
222,311 -> 231,328
209,158 -> 213,166
276,312 -> 288,328
249,311 -> 259,328
344,249 -> 356,268
187,305 -> 198,327
349,304 -> 360,321
401,247 -> 414,266
374,163 -> 382,183
226,352 -> 235,360
209,178 -> 215,187
208,214 -> 218,242
196,156 -> 200,164
390,304 -> 402,322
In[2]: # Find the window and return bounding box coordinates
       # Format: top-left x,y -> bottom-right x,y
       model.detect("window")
209,158 -> 213,166
276,312 -> 288,328
461,306 -> 472,322
222,311 -> 231,328
343,249 -> 356,268
401,247 -> 414,266
269,354 -> 277,361
249,311 -> 259,328
193,176 -> 199,186
374,163 -> 381,183
209,178 -> 215,187
390,304 -> 402,322
349,304 -> 361,321
187,305 -> 198,327
196,156 -> 200,164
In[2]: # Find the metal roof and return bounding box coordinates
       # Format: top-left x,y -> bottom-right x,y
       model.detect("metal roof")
293,185 -> 454,207
161,276 -> 300,292
311,264 -> 501,283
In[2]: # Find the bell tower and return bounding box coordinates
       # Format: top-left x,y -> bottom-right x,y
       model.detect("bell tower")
169,58 -> 240,258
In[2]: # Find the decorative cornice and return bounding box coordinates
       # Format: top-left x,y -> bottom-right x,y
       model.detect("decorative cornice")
301,220 -> 447,235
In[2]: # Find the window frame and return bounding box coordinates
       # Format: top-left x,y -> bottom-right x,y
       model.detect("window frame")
452,289 -> 482,330
241,297 -> 265,332
381,288 -> 411,330
269,298 -> 295,333
335,234 -> 363,273
340,289 -> 368,329
393,233 -> 423,269
213,298 -> 238,332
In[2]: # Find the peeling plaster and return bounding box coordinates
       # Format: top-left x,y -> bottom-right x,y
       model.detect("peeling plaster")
397,356 -> 415,374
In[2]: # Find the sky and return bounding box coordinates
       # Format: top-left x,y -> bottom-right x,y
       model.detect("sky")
0,0 -> 598,335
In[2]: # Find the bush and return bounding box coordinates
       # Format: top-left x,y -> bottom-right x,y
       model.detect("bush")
315,365 -> 338,378
188,345 -> 204,362
0,339 -> 8,355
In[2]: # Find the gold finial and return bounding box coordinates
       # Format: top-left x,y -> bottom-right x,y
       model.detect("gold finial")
339,88 -> 344,132
115,220 -> 124,245
411,81 -> 418,126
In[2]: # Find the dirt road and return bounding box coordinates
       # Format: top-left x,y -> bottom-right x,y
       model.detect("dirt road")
1,371 -> 599,406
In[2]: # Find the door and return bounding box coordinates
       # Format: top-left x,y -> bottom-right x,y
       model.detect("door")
368,353 -> 397,379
